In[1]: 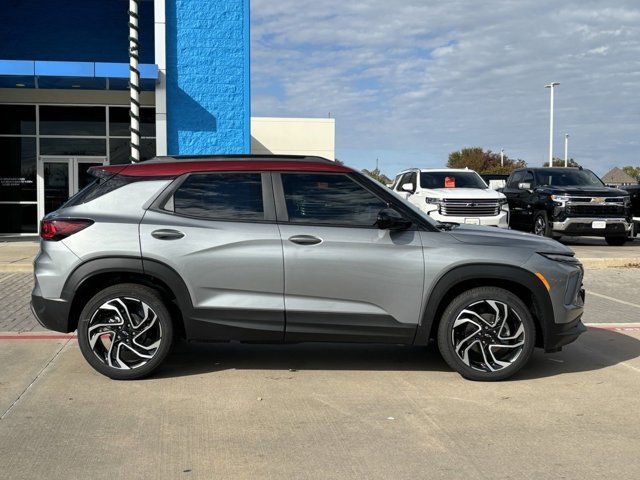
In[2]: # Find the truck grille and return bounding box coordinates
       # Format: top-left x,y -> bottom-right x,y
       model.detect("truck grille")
565,204 -> 626,217
440,199 -> 500,217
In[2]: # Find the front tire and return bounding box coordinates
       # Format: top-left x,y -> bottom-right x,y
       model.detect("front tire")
437,287 -> 536,381
605,235 -> 626,246
77,284 -> 174,380
533,211 -> 553,238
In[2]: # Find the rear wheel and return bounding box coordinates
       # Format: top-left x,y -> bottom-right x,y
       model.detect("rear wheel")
77,284 -> 174,380
437,287 -> 536,381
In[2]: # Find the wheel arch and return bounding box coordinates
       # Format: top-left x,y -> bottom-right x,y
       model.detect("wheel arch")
62,257 -> 193,336
415,263 -> 553,348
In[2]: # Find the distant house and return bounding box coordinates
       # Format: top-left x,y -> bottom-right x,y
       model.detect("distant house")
602,167 -> 637,187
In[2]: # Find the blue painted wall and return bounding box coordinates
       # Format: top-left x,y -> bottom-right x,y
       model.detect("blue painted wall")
0,0 -> 154,63
166,0 -> 250,154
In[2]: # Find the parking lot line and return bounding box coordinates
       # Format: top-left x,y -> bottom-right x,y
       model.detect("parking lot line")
586,291 -> 640,309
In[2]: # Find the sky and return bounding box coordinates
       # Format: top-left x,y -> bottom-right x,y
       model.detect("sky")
250,0 -> 640,177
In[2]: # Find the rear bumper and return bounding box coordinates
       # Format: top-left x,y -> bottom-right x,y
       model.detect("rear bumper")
552,217 -> 631,236
30,294 -> 72,333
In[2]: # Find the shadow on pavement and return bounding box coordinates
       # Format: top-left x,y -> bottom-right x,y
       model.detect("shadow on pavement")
151,327 -> 640,381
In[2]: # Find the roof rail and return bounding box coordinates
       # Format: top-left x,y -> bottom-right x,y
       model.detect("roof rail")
144,154 -> 334,164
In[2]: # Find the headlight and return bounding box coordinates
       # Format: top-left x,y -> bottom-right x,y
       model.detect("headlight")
550,194 -> 570,203
425,197 -> 441,204
538,252 -> 581,265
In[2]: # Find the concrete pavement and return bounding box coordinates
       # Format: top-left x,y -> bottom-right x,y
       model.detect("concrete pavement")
0,327 -> 639,479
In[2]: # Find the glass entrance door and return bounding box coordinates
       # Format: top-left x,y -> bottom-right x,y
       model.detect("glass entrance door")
38,156 -> 107,218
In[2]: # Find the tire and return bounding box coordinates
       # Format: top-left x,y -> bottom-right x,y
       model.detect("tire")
77,283 -> 174,380
605,236 -> 626,246
437,287 -> 536,381
533,211 -> 553,238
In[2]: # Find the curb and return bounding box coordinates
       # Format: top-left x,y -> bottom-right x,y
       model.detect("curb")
579,258 -> 640,269
0,264 -> 33,273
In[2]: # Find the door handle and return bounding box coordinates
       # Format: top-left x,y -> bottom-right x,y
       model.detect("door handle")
288,235 -> 322,245
151,229 -> 185,240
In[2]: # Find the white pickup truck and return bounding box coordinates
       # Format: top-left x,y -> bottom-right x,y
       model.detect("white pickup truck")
391,168 -> 510,228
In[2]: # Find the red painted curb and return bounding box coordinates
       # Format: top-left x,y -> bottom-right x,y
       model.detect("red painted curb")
0,335 -> 76,340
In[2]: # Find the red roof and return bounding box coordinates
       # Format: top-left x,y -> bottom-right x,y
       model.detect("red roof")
91,159 -> 352,177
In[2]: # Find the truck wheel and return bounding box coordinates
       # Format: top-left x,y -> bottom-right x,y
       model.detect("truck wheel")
437,287 -> 536,381
605,236 -> 627,246
533,211 -> 553,238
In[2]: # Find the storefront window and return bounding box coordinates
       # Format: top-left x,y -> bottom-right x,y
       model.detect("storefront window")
40,138 -> 107,156
0,137 -> 37,201
0,105 -> 36,135
39,106 -> 106,136
109,138 -> 156,164
109,107 -> 156,137
0,204 -> 37,234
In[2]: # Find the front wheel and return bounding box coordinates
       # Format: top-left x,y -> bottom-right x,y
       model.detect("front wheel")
77,284 -> 174,380
437,287 -> 536,381
605,236 -> 627,246
533,211 -> 553,238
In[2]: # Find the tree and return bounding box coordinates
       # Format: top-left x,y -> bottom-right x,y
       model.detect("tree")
622,165 -> 640,182
362,168 -> 392,185
543,157 -> 579,167
447,147 -> 526,174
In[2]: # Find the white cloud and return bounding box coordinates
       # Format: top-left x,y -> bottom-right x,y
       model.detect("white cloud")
251,0 -> 640,175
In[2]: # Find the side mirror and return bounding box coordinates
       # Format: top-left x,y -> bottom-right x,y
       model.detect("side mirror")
518,182 -> 532,190
376,208 -> 412,231
400,182 -> 415,193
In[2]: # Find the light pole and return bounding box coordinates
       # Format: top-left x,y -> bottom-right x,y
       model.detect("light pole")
545,82 -> 560,166
500,148 -> 504,167
129,0 -> 141,163
564,134 -> 569,167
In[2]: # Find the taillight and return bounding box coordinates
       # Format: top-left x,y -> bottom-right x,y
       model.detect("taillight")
40,219 -> 94,241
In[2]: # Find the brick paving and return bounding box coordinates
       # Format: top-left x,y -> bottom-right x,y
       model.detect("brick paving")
0,273 -> 43,332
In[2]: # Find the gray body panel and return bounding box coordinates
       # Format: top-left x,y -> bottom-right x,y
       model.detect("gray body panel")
279,224 -> 424,342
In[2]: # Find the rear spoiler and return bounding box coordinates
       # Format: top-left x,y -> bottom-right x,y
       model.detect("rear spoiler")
87,164 -> 129,179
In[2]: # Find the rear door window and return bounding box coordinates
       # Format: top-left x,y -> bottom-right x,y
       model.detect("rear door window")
171,172 -> 265,220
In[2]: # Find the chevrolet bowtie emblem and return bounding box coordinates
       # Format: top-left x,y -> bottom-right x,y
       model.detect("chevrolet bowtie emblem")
591,197 -> 606,203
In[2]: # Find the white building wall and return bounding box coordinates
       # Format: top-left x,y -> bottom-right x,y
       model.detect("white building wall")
250,117 -> 335,160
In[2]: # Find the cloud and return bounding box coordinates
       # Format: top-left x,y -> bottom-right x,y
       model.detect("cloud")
251,0 -> 640,176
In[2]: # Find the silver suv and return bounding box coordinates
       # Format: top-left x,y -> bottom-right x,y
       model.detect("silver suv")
31,155 -> 586,381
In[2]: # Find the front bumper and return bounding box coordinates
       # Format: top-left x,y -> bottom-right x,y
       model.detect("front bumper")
552,217 -> 631,236
426,210 -> 509,228
545,315 -> 588,352
30,294 -> 72,333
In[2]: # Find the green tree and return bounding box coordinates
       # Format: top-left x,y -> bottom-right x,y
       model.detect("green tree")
362,168 -> 392,185
447,147 -> 526,174
622,165 -> 640,182
543,157 -> 579,167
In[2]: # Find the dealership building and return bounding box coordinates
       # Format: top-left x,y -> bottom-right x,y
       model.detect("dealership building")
0,0 -> 334,235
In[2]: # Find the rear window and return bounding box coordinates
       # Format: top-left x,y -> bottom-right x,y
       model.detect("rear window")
171,172 -> 264,221
63,172 -> 136,208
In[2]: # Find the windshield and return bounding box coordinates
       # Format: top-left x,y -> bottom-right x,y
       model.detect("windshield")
420,171 -> 487,189
535,169 -> 604,187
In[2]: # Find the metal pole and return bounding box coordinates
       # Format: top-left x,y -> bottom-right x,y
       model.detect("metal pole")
545,82 -> 559,166
129,0 -> 141,163
564,134 -> 569,167
500,148 -> 504,167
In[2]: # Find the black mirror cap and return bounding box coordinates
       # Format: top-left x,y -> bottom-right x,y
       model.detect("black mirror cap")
376,208 -> 412,230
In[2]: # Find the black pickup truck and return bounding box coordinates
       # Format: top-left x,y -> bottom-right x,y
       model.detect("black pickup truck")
620,184 -> 640,237
503,167 -> 633,245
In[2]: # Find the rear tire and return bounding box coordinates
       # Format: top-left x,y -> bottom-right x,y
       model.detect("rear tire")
437,287 -> 536,381
77,284 -> 174,380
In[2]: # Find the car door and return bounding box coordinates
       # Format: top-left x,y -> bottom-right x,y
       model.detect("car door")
503,170 -> 525,228
274,172 -> 425,343
140,171 -> 284,342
